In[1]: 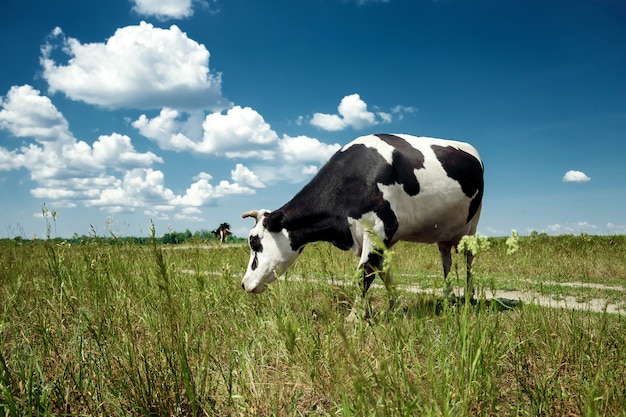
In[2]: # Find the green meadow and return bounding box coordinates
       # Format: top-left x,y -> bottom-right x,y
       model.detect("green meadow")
1,228 -> 625,416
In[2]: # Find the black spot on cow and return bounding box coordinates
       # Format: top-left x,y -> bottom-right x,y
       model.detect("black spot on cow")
249,235 -> 263,271
249,235 -> 263,252
432,144 -> 484,222
375,134 -> 425,196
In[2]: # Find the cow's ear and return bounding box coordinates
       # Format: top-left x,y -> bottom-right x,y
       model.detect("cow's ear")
264,211 -> 284,232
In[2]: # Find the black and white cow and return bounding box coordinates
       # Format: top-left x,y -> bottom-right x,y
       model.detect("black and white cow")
212,222 -> 232,244
241,134 -> 484,306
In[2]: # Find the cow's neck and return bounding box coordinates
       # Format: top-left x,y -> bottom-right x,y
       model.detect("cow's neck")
278,205 -> 354,252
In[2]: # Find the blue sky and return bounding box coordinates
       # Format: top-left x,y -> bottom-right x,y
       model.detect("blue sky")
1,0 -> 625,239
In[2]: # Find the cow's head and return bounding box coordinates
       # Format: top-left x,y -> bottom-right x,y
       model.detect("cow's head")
241,209 -> 300,293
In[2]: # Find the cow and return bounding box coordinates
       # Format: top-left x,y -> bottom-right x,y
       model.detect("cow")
212,222 -> 232,244
241,133 -> 484,315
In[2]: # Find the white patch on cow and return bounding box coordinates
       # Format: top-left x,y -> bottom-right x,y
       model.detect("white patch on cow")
341,134 -> 481,170
341,134 -> 395,164
241,210 -> 301,293
346,211 -> 388,267
375,141 -> 477,244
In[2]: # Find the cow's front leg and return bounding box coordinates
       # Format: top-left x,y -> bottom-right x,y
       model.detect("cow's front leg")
347,249 -> 398,321
346,258 -> 377,323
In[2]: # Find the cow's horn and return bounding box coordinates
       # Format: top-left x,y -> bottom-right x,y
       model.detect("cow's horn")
241,210 -> 259,220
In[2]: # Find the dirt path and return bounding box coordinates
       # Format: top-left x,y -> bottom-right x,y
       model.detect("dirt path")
180,269 -> 625,315
399,283 -> 625,315
281,276 -> 626,316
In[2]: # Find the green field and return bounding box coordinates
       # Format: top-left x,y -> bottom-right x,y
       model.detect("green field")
1,231 -> 625,416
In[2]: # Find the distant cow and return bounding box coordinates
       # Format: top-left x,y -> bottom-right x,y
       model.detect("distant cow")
212,223 -> 232,244
241,134 -> 484,311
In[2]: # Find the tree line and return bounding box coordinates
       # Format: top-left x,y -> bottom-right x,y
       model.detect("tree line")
4,228 -> 245,246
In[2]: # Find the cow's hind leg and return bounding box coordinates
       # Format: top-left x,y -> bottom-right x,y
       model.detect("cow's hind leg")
439,241 -> 476,304
438,242 -> 455,301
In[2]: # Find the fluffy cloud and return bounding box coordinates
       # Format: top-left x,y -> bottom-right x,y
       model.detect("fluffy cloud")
0,85 -> 162,181
174,206 -> 205,222
201,106 -> 279,156
0,83 -> 338,218
134,105 -> 279,158
562,170 -> 591,182
0,85 -> 172,213
89,168 -> 176,210
231,163 -> 265,188
310,94 -> 391,131
30,176 -> 119,203
547,221 -> 598,234
132,107 -> 344,193
171,170 -> 255,207
93,133 -> 162,168
0,148 -> 25,170
41,22 -> 228,110
131,0 -> 194,20
133,107 -> 342,186
132,108 -> 199,151
278,135 -> 340,163
0,85 -> 72,143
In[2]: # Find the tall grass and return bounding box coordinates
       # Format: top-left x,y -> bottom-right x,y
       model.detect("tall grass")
1,231 -> 625,416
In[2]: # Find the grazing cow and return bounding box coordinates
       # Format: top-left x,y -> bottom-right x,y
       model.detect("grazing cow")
241,134 -> 484,310
212,222 -> 232,244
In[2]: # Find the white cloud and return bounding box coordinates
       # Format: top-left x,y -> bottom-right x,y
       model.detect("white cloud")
131,0 -> 194,20
562,170 -> 591,182
0,148 -> 25,170
16,134 -> 161,183
201,106 -> 278,154
40,23 -> 228,110
133,106 -> 344,191
89,168 -> 176,210
231,164 -> 265,188
134,105 -> 279,158
0,86 -> 162,182
0,83 -> 344,218
132,108 -> 198,151
547,221 -> 599,235
310,94 -> 390,131
391,104 -> 418,120
31,176 -> 120,204
169,205 -> 206,221
0,85 -> 72,143
377,111 -> 393,123
0,84 -> 174,215
172,173 -> 255,207
607,223 -> 626,234
93,133 -> 162,168
278,134 -> 340,163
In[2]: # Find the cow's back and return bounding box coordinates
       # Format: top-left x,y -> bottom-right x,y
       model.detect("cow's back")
343,134 -> 483,245
278,133 -> 483,251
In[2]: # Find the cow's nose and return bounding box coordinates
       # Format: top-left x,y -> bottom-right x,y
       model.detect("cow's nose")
241,282 -> 245,290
